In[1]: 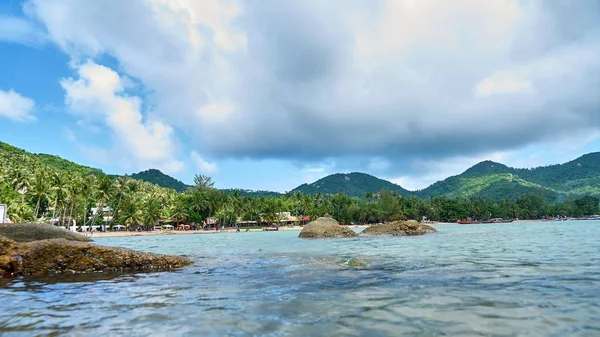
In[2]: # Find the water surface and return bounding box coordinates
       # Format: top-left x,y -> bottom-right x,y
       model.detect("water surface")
2,221 -> 600,336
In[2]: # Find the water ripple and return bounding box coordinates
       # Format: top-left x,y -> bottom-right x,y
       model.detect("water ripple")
2,221 -> 600,336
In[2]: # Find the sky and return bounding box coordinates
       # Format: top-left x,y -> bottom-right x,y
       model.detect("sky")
1,0 -> 600,192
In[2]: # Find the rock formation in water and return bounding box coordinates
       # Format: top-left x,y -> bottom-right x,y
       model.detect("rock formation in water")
299,217 -> 358,239
0,223 -> 92,242
0,224 -> 192,278
361,220 -> 437,236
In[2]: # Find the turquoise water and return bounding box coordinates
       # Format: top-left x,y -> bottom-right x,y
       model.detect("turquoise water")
1,221 -> 600,336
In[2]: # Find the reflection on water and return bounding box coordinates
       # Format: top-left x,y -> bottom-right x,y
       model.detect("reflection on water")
2,221 -> 600,336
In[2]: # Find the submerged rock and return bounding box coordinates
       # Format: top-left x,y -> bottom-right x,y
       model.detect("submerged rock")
361,220 -> 437,236
338,257 -> 367,268
299,217 -> 358,239
0,235 -> 192,278
0,223 -> 91,242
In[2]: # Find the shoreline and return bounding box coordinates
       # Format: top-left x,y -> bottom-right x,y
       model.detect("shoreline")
89,225 -> 370,238
85,219 -> 583,238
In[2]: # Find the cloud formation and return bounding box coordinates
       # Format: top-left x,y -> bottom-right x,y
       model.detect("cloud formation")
0,14 -> 47,46
191,150 -> 218,174
26,0 -> 600,180
60,61 -> 184,173
0,89 -> 36,122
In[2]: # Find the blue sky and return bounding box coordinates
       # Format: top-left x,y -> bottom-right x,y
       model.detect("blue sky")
1,0 -> 600,192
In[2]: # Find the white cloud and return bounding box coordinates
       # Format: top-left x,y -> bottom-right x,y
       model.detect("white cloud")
191,151 -> 218,173
0,89 -> 36,122
60,61 -> 184,173
303,167 -> 325,173
0,15 -> 47,46
26,0 -> 600,180
474,70 -> 533,97
61,126 -> 76,141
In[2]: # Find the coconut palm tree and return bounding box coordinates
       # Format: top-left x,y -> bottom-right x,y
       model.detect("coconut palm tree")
50,171 -> 70,225
91,175 -> 114,231
29,171 -> 50,219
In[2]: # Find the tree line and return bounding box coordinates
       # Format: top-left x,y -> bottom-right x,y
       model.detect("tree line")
1,150 -> 599,228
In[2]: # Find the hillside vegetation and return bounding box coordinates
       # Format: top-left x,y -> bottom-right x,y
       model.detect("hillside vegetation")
130,169 -> 189,192
1,141 -> 598,224
417,156 -> 600,201
292,172 -> 411,198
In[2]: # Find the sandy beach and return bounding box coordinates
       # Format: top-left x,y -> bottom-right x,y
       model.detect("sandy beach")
87,221 -> 545,238
88,225 -> 370,238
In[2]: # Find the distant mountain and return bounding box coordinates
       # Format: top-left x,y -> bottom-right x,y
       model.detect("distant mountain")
291,172 -> 411,198
130,169 -> 189,192
3,140 -> 600,202
417,153 -> 600,201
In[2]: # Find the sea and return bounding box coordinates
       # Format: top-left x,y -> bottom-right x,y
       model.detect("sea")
1,221 -> 599,336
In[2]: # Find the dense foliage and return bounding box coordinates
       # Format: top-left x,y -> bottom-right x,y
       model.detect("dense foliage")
292,172 -> 411,198
417,157 -> 600,201
130,169 -> 189,192
1,141 -> 599,227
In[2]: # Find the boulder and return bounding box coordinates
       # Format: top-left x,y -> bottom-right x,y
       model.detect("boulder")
0,235 -> 192,278
0,235 -> 21,277
0,223 -> 92,242
361,220 -> 437,236
299,217 -> 358,239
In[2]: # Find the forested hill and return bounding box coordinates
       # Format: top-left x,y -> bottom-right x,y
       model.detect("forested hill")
0,142 -> 103,176
416,153 -> 600,201
2,140 -> 600,201
292,172 -> 411,198
129,169 -> 189,192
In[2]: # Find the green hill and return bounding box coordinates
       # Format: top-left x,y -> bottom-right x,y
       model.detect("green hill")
3,140 -> 600,202
292,172 -> 411,198
417,154 -> 600,201
129,169 -> 189,192
0,141 -> 103,176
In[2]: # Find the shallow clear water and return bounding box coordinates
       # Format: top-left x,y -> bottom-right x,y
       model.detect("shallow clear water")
2,221 -> 600,336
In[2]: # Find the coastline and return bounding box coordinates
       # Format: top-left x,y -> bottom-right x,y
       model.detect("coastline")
89,225 -> 370,238
86,220 -> 562,238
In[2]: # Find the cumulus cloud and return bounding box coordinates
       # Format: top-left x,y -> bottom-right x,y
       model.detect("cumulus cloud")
0,89 -> 36,122
26,0 -> 600,180
190,151 -> 218,173
60,61 -> 183,173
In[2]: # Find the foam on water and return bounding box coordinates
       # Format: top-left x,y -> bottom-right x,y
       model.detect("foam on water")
1,221 -> 600,336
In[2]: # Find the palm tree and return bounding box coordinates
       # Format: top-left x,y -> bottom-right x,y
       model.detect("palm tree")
92,175 -> 114,231
170,198 -> 189,228
50,171 -> 69,225
29,171 -> 50,219
7,199 -> 34,223
119,199 -> 142,231
142,196 -> 161,230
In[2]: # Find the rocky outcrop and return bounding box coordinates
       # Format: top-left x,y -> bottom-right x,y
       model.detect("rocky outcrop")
0,223 -> 92,242
0,235 -> 192,278
299,217 -> 358,239
361,220 -> 437,236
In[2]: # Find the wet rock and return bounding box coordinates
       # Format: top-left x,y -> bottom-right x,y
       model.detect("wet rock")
0,235 -> 192,278
338,257 -> 367,268
0,223 -> 91,243
361,220 -> 437,236
0,236 -> 21,277
299,217 -> 358,239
